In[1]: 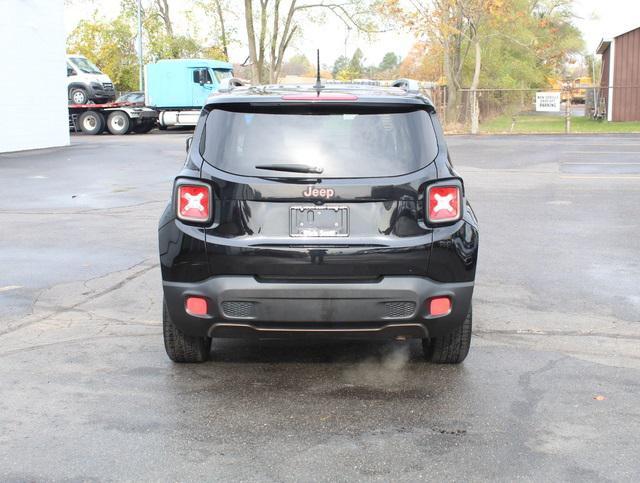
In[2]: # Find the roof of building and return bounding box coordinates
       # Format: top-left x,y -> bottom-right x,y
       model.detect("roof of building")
596,40 -> 611,55
596,25 -> 640,54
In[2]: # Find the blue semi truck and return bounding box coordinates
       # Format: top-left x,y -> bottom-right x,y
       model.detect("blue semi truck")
145,58 -> 234,129
70,58 -> 233,135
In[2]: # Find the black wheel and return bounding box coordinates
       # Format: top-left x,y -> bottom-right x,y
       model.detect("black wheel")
69,87 -> 89,105
78,110 -> 105,135
158,124 -> 168,131
133,121 -> 155,134
423,306 -> 472,364
106,111 -> 131,135
163,299 -> 210,363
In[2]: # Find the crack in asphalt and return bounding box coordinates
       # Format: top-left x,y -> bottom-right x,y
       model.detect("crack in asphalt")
474,328 -> 640,341
0,332 -> 158,358
0,260 -> 158,337
474,294 -> 640,325
0,200 -> 165,216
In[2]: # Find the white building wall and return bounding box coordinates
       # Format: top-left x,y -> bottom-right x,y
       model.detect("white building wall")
0,0 -> 69,152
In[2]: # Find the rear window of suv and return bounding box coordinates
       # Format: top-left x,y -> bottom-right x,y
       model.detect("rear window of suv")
201,104 -> 439,178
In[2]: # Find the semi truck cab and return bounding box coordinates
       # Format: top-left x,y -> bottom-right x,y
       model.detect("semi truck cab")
145,59 -> 233,128
66,54 -> 115,104
190,65 -> 233,106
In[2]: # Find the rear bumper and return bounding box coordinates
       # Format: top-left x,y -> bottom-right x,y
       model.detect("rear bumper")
163,276 -> 474,339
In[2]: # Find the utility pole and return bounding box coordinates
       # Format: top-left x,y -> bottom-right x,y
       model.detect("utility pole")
565,85 -> 572,134
137,0 -> 143,91
343,25 -> 350,58
591,56 -> 598,118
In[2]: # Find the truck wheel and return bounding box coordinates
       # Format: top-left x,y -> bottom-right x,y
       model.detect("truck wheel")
78,110 -> 105,135
70,87 -> 88,105
163,299 -> 211,363
106,111 -> 131,135
423,306 -> 472,364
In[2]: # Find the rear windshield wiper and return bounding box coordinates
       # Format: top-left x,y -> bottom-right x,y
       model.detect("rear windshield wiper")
255,163 -> 324,174
258,176 -> 322,184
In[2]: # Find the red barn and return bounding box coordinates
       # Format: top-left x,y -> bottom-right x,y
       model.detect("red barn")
597,26 -> 640,122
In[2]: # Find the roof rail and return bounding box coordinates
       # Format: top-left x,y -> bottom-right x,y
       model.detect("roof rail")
218,77 -> 248,93
391,78 -> 420,94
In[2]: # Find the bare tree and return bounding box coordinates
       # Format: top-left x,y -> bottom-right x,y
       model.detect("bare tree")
243,0 -> 378,83
214,0 -> 230,59
244,0 -> 260,81
155,0 -> 173,36
382,0 -> 509,130
194,0 -> 233,60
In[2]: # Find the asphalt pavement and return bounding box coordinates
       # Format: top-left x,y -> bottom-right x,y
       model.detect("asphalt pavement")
0,131 -> 639,481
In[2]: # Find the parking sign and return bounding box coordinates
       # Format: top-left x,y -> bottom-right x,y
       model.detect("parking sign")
536,92 -> 561,112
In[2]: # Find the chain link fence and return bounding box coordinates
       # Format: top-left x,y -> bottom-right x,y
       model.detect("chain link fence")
419,85 -> 640,134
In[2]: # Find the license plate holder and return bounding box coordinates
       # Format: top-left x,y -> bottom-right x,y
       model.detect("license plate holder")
290,206 -> 349,237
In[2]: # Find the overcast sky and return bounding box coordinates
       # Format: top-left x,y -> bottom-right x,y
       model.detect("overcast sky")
574,0 -> 640,51
64,0 -> 640,65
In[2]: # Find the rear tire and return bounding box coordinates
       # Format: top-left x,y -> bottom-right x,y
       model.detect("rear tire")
106,111 -> 131,135
163,299 -> 210,363
78,110 -> 105,135
423,306 -> 472,364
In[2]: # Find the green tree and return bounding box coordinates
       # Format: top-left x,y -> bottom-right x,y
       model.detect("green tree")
332,55 -> 349,79
144,13 -> 201,60
67,13 -> 140,91
381,0 -> 583,127
201,45 -> 229,61
67,1 -> 230,92
282,54 -> 312,76
379,52 -> 399,71
348,48 -> 365,77
193,0 -> 235,60
332,49 -> 367,80
119,0 -> 203,60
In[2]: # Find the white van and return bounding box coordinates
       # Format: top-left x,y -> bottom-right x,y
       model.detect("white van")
66,54 -> 116,105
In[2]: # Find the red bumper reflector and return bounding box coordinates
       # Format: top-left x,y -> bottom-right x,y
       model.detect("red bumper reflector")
186,296 -> 208,316
429,297 -> 451,316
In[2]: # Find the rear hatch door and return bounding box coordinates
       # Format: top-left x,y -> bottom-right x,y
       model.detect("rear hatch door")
199,101 -> 440,280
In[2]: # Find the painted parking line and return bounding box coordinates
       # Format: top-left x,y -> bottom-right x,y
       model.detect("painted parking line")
560,175 -> 640,179
564,152 -> 640,155
560,161 -> 640,176
562,162 -> 640,165
544,144 -> 640,148
0,285 -> 22,292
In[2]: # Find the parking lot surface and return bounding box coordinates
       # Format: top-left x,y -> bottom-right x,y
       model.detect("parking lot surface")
1,132 -> 639,481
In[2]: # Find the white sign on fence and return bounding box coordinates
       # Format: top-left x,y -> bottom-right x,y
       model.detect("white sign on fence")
536,92 -> 561,112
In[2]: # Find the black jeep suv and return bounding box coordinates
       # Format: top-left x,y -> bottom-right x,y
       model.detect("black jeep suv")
158,81 -> 479,363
